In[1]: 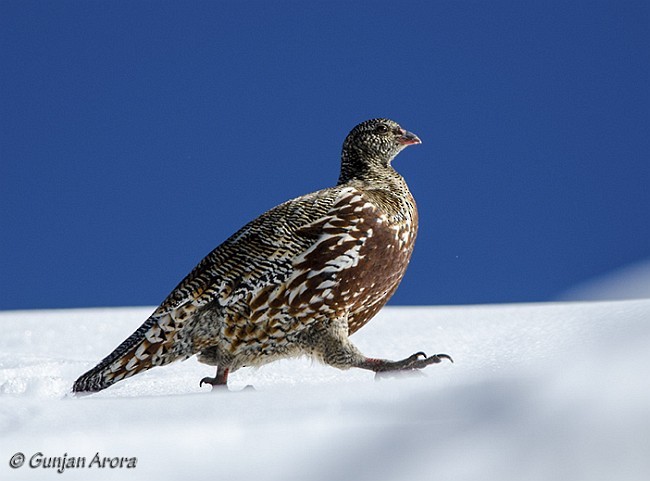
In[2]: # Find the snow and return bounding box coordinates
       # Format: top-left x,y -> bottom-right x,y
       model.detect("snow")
560,258 -> 650,301
1,300 -> 649,480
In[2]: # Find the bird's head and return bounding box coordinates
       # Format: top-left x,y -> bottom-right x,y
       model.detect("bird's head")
339,118 -> 421,183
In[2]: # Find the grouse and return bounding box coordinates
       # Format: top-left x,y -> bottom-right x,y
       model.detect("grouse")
72,118 -> 451,394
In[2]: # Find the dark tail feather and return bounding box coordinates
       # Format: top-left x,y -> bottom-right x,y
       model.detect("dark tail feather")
72,314 -> 183,393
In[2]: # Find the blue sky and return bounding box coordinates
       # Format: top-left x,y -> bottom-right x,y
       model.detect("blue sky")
1,0 -> 648,310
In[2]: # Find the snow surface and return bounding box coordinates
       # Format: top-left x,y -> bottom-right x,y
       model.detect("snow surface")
1,300 -> 649,481
560,258 -> 650,301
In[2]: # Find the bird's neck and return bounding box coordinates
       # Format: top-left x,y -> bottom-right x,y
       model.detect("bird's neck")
337,148 -> 415,223
337,148 -> 398,186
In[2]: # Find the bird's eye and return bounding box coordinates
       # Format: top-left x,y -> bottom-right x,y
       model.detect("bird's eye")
375,124 -> 389,134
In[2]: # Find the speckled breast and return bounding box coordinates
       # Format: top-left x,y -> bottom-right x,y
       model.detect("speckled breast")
283,186 -> 419,335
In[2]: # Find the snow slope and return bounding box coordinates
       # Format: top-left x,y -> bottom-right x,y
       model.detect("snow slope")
1,300 -> 649,480
560,258 -> 650,301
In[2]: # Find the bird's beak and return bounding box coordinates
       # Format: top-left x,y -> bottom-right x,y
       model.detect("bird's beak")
397,129 -> 421,146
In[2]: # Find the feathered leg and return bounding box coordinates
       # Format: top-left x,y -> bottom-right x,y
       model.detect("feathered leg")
312,319 -> 452,376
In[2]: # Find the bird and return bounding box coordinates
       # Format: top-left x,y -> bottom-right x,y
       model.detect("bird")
72,118 -> 452,394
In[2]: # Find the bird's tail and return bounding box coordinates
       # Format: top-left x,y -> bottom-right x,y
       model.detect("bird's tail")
72,312 -> 186,394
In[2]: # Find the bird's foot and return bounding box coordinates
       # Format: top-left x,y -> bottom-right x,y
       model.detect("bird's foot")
362,351 -> 453,377
391,351 -> 453,370
199,366 -> 230,391
199,376 -> 228,391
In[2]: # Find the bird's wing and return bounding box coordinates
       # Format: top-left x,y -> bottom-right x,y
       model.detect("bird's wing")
153,186 -> 349,317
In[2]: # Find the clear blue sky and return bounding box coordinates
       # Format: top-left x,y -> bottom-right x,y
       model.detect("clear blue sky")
1,1 -> 648,310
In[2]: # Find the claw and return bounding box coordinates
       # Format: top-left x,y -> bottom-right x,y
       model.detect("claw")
417,353 -> 453,367
436,353 -> 454,363
414,352 -> 453,364
199,377 -> 228,391
199,366 -> 229,390
404,351 -> 454,370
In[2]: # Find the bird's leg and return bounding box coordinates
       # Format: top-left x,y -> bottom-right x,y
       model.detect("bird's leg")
199,365 -> 229,390
314,323 -> 452,376
356,351 -> 453,374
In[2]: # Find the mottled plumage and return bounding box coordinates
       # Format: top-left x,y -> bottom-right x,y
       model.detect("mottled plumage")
73,118 -> 451,394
